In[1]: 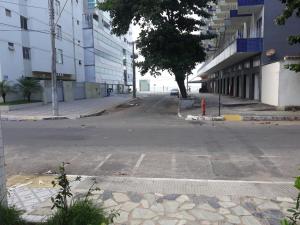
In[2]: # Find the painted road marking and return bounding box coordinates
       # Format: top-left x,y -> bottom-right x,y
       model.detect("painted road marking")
93,154 -> 112,172
171,154 -> 176,173
132,154 -> 146,175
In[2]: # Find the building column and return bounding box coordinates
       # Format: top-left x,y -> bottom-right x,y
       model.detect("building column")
0,121 -> 7,205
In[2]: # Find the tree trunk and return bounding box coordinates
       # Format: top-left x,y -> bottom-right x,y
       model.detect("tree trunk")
2,94 -> 6,103
176,77 -> 188,99
27,93 -> 31,102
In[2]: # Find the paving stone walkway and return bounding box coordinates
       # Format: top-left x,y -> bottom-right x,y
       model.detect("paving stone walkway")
8,186 -> 295,225
82,191 -> 294,225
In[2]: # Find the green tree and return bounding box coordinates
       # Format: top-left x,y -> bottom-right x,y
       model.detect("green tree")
0,80 -> 12,103
98,0 -> 215,98
276,0 -> 300,72
15,77 -> 41,102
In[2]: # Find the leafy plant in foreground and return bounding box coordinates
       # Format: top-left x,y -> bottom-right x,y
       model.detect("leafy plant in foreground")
281,174 -> 300,225
48,162 -> 118,225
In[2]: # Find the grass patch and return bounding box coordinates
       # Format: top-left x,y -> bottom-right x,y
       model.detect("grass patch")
0,100 -> 41,106
46,200 -> 115,225
0,204 -> 25,225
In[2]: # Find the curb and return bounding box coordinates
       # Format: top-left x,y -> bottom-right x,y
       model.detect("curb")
1,98 -> 134,121
1,115 -> 68,121
242,115 -> 300,121
185,115 -> 225,121
183,114 -> 300,122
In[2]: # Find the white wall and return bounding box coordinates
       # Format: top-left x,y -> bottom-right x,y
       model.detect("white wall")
261,62 -> 280,106
0,0 -> 85,83
278,60 -> 300,107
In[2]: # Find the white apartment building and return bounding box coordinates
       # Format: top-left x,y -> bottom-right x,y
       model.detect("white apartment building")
83,0 -> 133,96
0,0 -> 85,102
0,0 -> 133,103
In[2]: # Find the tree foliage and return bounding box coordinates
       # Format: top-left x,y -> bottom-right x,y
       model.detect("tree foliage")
0,80 -> 12,103
277,0 -> 300,73
15,77 -> 41,102
98,0 -> 215,98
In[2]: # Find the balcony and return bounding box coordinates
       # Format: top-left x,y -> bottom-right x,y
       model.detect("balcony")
237,38 -> 263,52
238,0 -> 264,6
238,0 -> 264,14
198,38 -> 263,76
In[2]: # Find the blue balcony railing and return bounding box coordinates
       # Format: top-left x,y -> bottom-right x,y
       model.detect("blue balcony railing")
236,38 -> 263,52
238,0 -> 264,6
230,10 -> 252,17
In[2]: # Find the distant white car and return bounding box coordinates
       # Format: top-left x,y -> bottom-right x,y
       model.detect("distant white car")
170,89 -> 179,97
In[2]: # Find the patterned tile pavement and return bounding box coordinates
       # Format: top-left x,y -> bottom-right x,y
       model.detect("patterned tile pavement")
8,185 -> 296,225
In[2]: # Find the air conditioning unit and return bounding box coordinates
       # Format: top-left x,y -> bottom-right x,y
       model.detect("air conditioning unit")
8,42 -> 15,51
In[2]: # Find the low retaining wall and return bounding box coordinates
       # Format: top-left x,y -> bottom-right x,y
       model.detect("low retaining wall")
179,99 -> 195,109
0,102 -> 43,112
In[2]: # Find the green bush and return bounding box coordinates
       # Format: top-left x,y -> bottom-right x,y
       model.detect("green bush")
46,200 -> 115,225
0,204 -> 25,225
281,175 -> 300,225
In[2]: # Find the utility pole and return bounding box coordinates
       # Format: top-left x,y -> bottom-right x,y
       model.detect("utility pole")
132,41 -> 137,99
0,113 -> 7,205
49,0 -> 59,116
218,75 -> 221,116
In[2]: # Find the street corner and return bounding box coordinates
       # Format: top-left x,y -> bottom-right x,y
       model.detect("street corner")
223,114 -> 243,122
185,114 -> 225,121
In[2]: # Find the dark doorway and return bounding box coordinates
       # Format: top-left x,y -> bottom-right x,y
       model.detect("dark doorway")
242,75 -> 247,99
236,77 -> 240,97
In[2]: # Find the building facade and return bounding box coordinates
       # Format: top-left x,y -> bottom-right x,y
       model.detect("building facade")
0,0 -> 133,103
83,0 -> 133,96
0,0 -> 85,102
198,0 -> 300,107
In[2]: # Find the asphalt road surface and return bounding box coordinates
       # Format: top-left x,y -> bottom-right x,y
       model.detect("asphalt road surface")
2,94 -> 300,182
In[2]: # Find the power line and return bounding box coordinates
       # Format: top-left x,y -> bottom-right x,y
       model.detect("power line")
55,0 -> 70,26
0,4 -> 80,39
0,0 -> 47,9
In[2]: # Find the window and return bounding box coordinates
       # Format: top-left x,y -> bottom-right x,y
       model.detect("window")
256,17 -> 262,38
103,20 -> 110,29
8,42 -> 14,51
5,9 -> 11,17
56,25 -> 62,40
56,49 -> 63,64
78,60 -> 82,65
22,47 -> 30,59
93,14 -> 99,21
55,0 -> 60,15
20,16 -> 28,30
88,0 -> 96,9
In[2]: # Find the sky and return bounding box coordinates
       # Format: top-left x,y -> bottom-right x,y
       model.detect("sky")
131,25 -> 202,93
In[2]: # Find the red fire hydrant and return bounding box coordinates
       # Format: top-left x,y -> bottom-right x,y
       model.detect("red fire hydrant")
201,97 -> 206,116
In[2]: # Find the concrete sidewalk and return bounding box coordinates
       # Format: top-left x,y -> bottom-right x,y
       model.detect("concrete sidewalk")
7,175 -> 298,225
181,93 -> 300,121
1,95 -> 131,121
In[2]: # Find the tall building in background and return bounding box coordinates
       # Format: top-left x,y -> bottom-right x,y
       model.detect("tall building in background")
83,0 -> 133,96
198,0 -> 300,108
